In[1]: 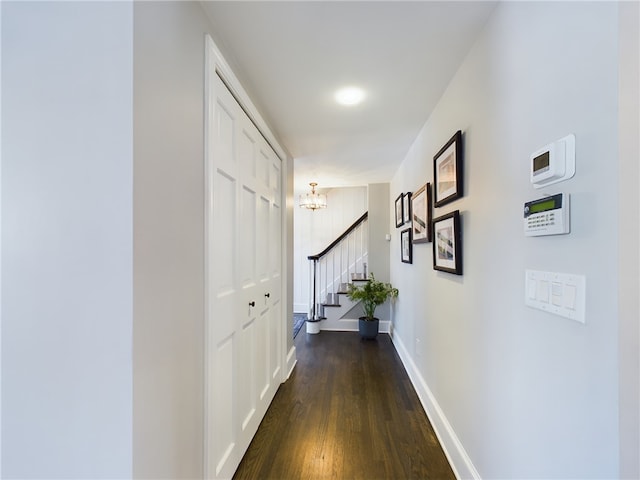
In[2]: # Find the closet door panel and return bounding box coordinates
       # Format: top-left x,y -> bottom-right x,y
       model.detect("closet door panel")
256,195 -> 270,283
211,335 -> 235,475
239,186 -> 256,289
207,76 -> 243,479
238,315 -> 256,432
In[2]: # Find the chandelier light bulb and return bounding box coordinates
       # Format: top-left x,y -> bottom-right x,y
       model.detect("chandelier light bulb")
299,182 -> 327,211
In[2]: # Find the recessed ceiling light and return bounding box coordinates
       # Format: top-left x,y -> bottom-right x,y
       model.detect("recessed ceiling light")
334,87 -> 366,106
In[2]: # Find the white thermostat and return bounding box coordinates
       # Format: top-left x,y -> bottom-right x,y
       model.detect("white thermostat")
530,134 -> 575,188
524,193 -> 570,236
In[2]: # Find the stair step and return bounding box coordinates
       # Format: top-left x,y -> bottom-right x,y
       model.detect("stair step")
324,293 -> 339,304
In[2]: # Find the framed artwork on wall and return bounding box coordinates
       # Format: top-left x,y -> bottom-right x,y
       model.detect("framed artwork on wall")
432,210 -> 462,275
395,193 -> 404,228
411,183 -> 432,243
402,192 -> 412,225
433,130 -> 463,208
401,228 -> 413,264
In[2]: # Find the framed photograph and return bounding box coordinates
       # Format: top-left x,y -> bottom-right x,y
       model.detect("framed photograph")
433,130 -> 463,208
395,193 -> 404,228
402,192 -> 412,225
432,210 -> 462,275
411,183 -> 432,244
401,228 -> 412,264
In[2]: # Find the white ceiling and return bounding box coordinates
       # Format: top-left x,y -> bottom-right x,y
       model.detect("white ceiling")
201,1 -> 497,194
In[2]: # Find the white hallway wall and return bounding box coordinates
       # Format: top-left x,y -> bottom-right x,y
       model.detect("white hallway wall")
134,2 -> 294,477
133,2 -> 211,477
2,2 -> 133,477
390,2 -> 627,479
2,2 -> 296,478
617,2 -> 639,477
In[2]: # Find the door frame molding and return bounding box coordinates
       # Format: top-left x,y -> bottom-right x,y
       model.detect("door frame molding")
203,34 -> 291,479
205,36 -> 286,162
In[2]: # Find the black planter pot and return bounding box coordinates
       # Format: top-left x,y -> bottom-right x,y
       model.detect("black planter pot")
358,317 -> 379,339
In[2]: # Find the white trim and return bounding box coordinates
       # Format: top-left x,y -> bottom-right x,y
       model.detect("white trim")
285,346 -> 297,380
390,331 -> 481,480
281,142 -> 294,388
293,303 -> 308,314
0,3 -> 3,474
205,37 -> 286,163
203,36 -> 213,480
320,319 -> 391,333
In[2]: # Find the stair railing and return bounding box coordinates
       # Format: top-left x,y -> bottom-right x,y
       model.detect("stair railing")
307,212 -> 368,320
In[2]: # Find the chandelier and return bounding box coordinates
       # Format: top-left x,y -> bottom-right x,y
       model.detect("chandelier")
299,182 -> 327,211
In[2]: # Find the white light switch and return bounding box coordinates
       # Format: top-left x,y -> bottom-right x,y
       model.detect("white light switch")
525,270 -> 586,323
564,284 -> 577,310
537,280 -> 549,303
528,278 -> 537,299
551,282 -> 563,306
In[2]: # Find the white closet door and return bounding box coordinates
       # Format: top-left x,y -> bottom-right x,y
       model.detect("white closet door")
205,72 -> 282,480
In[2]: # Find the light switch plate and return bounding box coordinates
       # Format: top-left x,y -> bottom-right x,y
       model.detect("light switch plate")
525,270 -> 586,323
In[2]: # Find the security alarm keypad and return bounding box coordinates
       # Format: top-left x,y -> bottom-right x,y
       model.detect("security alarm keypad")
524,193 -> 569,236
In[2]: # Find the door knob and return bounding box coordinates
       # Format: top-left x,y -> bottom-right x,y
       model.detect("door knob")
264,293 -> 270,298
249,301 -> 255,307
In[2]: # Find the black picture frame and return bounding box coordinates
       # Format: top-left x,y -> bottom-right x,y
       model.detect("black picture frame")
433,130 -> 463,208
402,192 -> 412,225
395,193 -> 404,228
412,183 -> 432,244
432,210 -> 462,275
401,228 -> 412,264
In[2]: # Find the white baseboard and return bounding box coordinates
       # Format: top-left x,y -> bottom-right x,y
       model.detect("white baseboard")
390,332 -> 480,480
293,303 -> 308,314
285,345 -> 297,381
320,319 -> 391,333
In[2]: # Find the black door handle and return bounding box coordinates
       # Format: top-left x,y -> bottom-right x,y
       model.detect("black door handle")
265,293 -> 270,298
249,301 -> 255,307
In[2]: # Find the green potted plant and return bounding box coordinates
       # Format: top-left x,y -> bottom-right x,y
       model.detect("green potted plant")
346,273 -> 398,339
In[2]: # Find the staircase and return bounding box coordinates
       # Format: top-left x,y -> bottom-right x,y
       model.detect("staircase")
315,278 -> 370,331
307,212 -> 388,332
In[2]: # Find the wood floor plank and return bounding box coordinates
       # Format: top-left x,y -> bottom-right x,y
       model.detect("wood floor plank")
233,331 -> 455,480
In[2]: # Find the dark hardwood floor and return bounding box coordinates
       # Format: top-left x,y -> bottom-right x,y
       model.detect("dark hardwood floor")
233,331 -> 456,480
